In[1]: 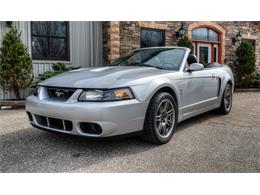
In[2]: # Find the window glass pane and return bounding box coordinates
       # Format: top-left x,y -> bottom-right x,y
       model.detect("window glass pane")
192,28 -> 208,41
31,21 -> 69,60
141,29 -> 165,48
50,22 -> 66,37
32,36 -> 49,59
31,22 -> 49,36
192,28 -> 219,42
199,46 -> 209,64
49,38 -> 66,59
209,29 -> 219,42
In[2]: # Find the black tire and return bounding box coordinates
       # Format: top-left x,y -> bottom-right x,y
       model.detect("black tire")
217,83 -> 233,114
142,92 -> 178,144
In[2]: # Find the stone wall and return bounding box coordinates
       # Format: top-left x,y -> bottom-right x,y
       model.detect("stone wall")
103,21 -> 260,71
119,21 -> 182,55
102,21 -> 120,64
218,21 -> 260,71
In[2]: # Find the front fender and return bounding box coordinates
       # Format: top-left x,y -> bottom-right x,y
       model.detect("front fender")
221,66 -> 235,95
131,78 -> 181,107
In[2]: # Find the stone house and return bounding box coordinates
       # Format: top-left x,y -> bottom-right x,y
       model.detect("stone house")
103,21 -> 260,71
0,21 -> 259,99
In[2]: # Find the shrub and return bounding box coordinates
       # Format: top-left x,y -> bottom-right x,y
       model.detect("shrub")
253,71 -> 260,88
235,41 -> 256,88
31,62 -> 80,87
177,35 -> 193,53
0,26 -> 32,99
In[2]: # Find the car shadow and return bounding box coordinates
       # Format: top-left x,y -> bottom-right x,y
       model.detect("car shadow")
0,111 -> 220,173
177,111 -> 220,132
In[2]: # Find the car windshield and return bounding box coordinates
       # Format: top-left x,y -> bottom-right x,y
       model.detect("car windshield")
110,48 -> 186,70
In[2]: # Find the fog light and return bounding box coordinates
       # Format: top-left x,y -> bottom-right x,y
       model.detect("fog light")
79,122 -> 102,135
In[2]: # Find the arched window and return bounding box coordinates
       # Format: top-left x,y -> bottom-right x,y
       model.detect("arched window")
192,27 -> 220,64
192,28 -> 219,42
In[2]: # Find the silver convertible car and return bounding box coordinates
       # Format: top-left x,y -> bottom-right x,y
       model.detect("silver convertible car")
26,47 -> 234,144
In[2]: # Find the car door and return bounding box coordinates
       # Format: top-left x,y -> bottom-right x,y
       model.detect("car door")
180,67 -> 220,117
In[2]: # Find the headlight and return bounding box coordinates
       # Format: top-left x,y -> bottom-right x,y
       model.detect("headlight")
78,88 -> 134,102
33,86 -> 42,96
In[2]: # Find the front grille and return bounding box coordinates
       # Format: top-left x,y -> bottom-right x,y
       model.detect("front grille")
49,117 -> 63,129
47,87 -> 76,101
34,114 -> 73,131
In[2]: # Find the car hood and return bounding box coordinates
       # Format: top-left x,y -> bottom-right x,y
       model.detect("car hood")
40,66 -> 175,88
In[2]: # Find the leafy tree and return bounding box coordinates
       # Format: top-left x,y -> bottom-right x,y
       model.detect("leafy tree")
235,41 -> 256,88
0,26 -> 32,99
177,35 -> 193,53
31,62 -> 79,87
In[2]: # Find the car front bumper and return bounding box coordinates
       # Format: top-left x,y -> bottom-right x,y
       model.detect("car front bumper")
26,95 -> 149,137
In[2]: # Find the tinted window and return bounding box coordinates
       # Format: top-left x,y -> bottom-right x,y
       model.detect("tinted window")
141,28 -> 165,48
192,28 -> 219,42
31,21 -> 69,60
111,48 -> 185,70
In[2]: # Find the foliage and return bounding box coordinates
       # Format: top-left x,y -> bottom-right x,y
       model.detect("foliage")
253,71 -> 260,88
31,62 -> 80,87
177,35 -> 193,53
0,26 -> 32,99
235,41 -> 256,88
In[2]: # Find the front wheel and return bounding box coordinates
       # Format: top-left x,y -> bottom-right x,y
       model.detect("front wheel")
217,83 -> 233,114
142,92 -> 178,144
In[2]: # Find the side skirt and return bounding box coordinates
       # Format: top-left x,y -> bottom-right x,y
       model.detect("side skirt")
178,103 -> 220,123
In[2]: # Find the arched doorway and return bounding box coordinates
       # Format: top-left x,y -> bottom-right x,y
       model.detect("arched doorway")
188,22 -> 225,64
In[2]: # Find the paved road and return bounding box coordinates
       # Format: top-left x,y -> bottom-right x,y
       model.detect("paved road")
0,92 -> 259,172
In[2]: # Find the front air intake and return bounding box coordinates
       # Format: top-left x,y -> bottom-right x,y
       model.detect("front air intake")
34,114 -> 73,131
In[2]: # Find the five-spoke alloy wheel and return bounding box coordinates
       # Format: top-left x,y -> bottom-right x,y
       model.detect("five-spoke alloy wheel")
143,92 -> 177,144
217,83 -> 233,114
155,99 -> 175,139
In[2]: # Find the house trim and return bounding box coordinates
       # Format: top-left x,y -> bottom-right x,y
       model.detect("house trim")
187,22 -> 226,64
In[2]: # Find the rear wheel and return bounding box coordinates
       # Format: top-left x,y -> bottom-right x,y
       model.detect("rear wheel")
217,83 -> 232,114
142,92 -> 178,144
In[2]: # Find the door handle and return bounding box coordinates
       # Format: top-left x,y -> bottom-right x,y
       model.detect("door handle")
211,73 -> 216,78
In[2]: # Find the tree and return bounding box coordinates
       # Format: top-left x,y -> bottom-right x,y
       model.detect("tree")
0,26 -> 32,99
177,35 -> 193,53
235,41 -> 256,88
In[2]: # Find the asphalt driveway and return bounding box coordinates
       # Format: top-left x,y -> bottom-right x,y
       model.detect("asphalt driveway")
0,92 -> 259,172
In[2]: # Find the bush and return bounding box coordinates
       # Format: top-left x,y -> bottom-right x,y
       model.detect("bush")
235,41 -> 256,88
177,35 -> 193,53
253,71 -> 260,88
0,26 -> 32,99
31,62 -> 80,87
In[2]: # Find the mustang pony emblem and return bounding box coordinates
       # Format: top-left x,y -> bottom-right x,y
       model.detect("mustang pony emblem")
55,89 -> 64,97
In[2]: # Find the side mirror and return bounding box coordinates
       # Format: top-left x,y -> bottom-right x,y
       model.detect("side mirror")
188,63 -> 204,72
